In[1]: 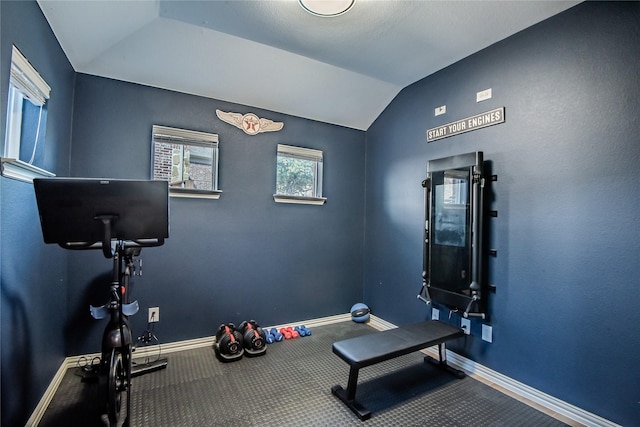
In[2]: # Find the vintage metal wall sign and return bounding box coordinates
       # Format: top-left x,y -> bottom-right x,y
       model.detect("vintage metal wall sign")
216,109 -> 284,135
427,107 -> 505,142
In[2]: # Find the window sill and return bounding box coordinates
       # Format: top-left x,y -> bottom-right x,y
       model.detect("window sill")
273,194 -> 326,205
170,188 -> 222,199
1,158 -> 55,183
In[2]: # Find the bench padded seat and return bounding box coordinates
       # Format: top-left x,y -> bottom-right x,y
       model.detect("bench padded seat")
331,320 -> 464,420
333,320 -> 463,368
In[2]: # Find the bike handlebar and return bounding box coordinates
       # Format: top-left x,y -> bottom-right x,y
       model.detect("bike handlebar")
58,238 -> 165,257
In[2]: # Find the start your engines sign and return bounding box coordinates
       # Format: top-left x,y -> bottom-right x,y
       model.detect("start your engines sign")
427,107 -> 505,142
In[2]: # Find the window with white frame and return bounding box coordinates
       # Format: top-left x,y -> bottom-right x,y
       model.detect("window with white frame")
2,45 -> 54,182
274,144 -> 325,205
151,125 -> 221,199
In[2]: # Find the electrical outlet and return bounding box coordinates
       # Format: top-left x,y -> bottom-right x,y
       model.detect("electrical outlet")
482,324 -> 493,343
461,317 -> 471,335
431,308 -> 440,320
476,88 -> 492,102
148,307 -> 159,323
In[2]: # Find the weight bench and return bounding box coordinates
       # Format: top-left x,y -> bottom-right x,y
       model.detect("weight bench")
331,320 -> 465,420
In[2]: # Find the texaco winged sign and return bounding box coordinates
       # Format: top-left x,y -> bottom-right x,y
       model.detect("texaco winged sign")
216,109 -> 284,135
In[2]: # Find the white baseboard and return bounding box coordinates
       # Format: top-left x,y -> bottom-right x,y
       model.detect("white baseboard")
440,349 -> 620,427
27,313 -> 618,427
369,315 -> 620,427
26,312 -> 351,426
25,361 -> 69,427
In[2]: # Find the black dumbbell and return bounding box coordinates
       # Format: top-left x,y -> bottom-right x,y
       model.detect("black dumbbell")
216,323 -> 243,355
239,320 -> 266,351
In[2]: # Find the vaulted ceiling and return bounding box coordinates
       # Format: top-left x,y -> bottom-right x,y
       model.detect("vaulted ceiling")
37,0 -> 579,130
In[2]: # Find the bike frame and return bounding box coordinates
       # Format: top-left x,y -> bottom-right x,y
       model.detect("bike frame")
92,242 -> 141,427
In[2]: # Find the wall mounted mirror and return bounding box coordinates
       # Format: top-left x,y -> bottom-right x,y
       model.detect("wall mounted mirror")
419,152 -> 487,318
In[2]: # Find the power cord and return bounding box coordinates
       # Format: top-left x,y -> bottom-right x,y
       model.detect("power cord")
134,321 -> 163,365
75,356 -> 101,381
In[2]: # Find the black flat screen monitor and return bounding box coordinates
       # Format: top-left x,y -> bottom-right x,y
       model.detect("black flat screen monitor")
34,178 -> 169,252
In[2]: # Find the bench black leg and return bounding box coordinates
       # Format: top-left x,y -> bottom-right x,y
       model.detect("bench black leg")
345,364 -> 359,400
331,367 -> 372,420
424,343 -> 466,379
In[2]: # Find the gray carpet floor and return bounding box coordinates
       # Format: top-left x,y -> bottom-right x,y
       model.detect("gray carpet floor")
38,321 -> 568,426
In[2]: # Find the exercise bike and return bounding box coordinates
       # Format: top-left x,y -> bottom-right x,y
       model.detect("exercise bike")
33,178 -> 169,427
90,241 -> 141,426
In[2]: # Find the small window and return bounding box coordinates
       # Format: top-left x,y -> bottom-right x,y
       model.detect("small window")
1,45 -> 54,182
274,144 -> 326,205
151,125 -> 221,199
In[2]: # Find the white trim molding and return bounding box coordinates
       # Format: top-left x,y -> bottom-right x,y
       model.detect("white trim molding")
24,361 -> 68,426
273,194 -> 326,205
1,158 -> 55,183
170,189 -> 222,200
27,313 -> 619,427
369,315 -> 620,427
25,313 -> 351,426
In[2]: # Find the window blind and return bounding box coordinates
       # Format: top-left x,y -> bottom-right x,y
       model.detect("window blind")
152,125 -> 219,147
10,45 -> 50,107
277,144 -> 322,162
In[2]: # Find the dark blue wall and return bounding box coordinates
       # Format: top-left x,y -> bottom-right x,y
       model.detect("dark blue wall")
363,2 -> 640,425
67,74 -> 366,354
0,1 -> 75,426
2,1 -> 639,425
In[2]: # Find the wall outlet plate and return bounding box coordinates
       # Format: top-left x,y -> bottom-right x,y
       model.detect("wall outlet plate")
431,308 -> 440,320
148,307 -> 159,323
482,324 -> 493,342
461,318 -> 471,335
476,88 -> 492,102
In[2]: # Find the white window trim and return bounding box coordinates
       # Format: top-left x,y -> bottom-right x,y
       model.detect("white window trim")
273,194 -> 326,205
273,144 -> 326,205
1,45 -> 55,183
1,158 -> 55,183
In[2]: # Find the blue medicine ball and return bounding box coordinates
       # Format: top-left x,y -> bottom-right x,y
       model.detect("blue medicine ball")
350,303 -> 370,323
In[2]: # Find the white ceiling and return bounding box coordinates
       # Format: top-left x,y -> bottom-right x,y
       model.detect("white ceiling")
37,0 -> 579,130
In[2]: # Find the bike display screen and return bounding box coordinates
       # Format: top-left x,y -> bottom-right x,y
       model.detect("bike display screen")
34,178 -> 169,246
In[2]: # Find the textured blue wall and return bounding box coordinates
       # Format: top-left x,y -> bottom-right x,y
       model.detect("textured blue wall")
363,2 -> 640,425
67,74 -> 366,354
3,1 -> 639,425
0,1 -> 75,426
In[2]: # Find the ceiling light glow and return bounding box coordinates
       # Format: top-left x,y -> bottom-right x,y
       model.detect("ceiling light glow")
299,0 -> 355,17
